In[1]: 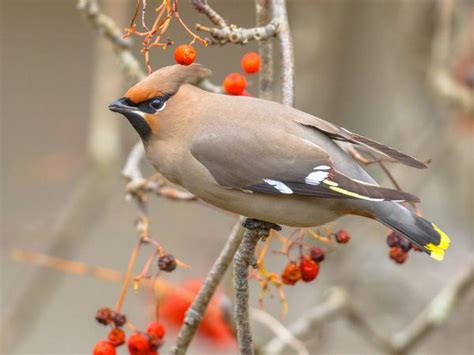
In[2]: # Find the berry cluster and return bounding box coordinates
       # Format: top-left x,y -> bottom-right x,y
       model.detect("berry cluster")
386,230 -> 419,264
280,229 -> 350,286
93,317 -> 166,355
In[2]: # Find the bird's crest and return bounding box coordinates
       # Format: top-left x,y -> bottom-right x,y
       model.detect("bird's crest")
125,64 -> 212,103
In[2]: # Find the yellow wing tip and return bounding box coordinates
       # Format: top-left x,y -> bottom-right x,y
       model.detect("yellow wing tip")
425,223 -> 451,261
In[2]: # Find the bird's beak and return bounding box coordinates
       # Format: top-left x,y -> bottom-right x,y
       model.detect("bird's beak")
108,97 -> 136,114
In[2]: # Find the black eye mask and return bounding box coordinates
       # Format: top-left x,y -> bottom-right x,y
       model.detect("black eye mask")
135,94 -> 172,114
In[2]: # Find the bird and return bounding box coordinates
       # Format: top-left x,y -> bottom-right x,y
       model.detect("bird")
109,64 -> 450,261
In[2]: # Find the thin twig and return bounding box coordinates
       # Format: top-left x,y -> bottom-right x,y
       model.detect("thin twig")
171,217 -> 246,354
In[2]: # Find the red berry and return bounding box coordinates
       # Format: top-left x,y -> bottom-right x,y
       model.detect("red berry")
107,328 -> 126,347
93,340 -> 116,355
174,44 -> 196,66
309,247 -> 325,262
146,321 -> 165,339
241,52 -> 261,74
389,247 -> 408,264
281,262 -> 301,285
128,333 -> 151,355
299,255 -> 319,282
223,73 -> 247,95
240,90 -> 252,96
335,229 -> 351,244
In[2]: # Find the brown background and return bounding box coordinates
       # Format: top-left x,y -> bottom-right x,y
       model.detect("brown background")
1,0 -> 473,354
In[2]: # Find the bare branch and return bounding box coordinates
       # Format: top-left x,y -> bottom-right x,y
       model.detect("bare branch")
250,307 -> 309,355
256,0 -> 274,100
78,0 -> 146,83
271,0 -> 294,106
234,219 -> 281,355
192,0 -> 227,28
196,20 -> 280,45
171,217 -> 246,355
193,0 -> 280,45
264,261 -> 474,354
263,287 -> 348,354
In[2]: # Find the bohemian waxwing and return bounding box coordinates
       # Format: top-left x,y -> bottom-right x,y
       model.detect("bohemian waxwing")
109,64 -> 450,261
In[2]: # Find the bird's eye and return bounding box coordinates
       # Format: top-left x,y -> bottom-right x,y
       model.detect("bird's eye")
149,98 -> 164,111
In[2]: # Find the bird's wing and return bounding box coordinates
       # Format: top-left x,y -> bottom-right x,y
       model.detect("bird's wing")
190,130 -> 418,202
293,114 -> 427,169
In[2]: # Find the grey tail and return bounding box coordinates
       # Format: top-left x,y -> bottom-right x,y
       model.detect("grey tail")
374,203 -> 451,261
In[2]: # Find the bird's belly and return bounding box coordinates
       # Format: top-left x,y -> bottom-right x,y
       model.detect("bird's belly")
191,184 -> 342,227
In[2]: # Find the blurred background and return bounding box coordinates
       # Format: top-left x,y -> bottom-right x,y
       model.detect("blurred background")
1,0 -> 473,354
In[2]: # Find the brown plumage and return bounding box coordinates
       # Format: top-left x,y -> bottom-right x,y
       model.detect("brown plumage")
109,64 -> 450,261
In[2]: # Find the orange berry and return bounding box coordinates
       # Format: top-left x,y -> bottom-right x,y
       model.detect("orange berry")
93,340 -> 116,355
107,328 -> 126,347
128,333 -> 151,355
299,255 -> 319,282
146,321 -> 165,339
281,262 -> 301,285
223,73 -> 247,95
241,51 -> 260,74
174,44 -> 196,66
389,247 -> 408,264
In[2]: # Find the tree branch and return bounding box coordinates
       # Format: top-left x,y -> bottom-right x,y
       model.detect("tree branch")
192,0 -> 280,45
234,219 -> 281,355
271,0 -> 294,106
256,0 -> 274,100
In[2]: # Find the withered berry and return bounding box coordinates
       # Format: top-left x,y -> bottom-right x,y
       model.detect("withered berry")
158,254 -> 177,272
174,44 -> 196,66
128,333 -> 151,354
299,255 -> 319,282
93,340 -> 116,355
112,312 -> 127,327
387,231 -> 411,252
310,247 -> 325,263
107,328 -> 126,347
281,262 -> 302,285
389,247 -> 408,264
335,229 -> 351,244
96,307 -> 113,326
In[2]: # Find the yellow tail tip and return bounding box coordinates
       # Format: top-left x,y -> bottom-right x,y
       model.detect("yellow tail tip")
425,223 -> 451,261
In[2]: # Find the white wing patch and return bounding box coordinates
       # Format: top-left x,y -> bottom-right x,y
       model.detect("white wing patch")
263,179 -> 293,194
305,165 -> 331,186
